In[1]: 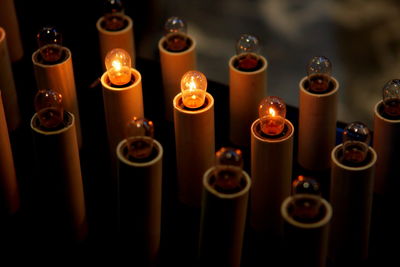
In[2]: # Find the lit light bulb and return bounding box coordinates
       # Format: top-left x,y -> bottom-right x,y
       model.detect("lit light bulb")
382,79 -> 400,118
306,56 -> 332,93
103,0 -> 125,31
37,26 -> 63,63
213,147 -> 244,193
289,195 -> 322,223
234,34 -> 261,71
164,16 -> 188,52
180,70 -> 207,109
34,88 -> 64,129
105,48 -> 132,86
125,117 -> 154,160
341,121 -> 371,166
292,175 -> 320,195
258,96 -> 286,136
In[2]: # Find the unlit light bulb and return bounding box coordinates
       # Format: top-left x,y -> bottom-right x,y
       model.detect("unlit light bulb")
213,147 -> 243,193
34,88 -> 64,129
306,56 -> 332,93
180,70 -> 207,109
342,121 -> 371,165
258,96 -> 286,136
125,117 -> 154,159
292,175 -> 320,195
235,34 -> 261,71
37,26 -> 63,63
164,16 -> 188,52
103,0 -> 125,31
105,48 -> 131,86
382,79 -> 400,118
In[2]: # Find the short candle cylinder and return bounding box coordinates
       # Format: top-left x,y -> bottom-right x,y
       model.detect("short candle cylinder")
96,14 -> 136,69
229,55 -> 267,147
281,194 -> 332,267
373,100 -> 400,196
173,92 -> 215,207
32,47 -> 82,148
298,76 -> 339,171
159,35 -> 196,121
116,138 -> 163,266
198,167 -> 251,267
329,144 -> 377,264
250,118 -> 294,236
30,111 -> 87,242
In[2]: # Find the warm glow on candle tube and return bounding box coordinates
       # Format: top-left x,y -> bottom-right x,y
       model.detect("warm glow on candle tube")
180,70 -> 207,108
105,48 -> 131,86
258,96 -> 286,136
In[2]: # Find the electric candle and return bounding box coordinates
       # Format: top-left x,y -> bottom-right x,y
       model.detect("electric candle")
341,121 -> 371,166
105,48 -> 132,86
164,16 -> 189,52
125,117 -> 154,160
34,88 -> 64,129
180,70 -> 207,109
382,79 -> 400,118
103,0 -> 125,31
258,96 -> 286,136
306,56 -> 332,93
37,26 -> 63,64
234,34 -> 261,71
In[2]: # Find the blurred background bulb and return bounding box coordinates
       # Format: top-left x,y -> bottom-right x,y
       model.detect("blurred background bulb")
382,79 -> 400,118
342,121 -> 371,165
306,56 -> 332,93
34,88 -> 64,129
180,70 -> 207,108
103,0 -> 125,31
235,34 -> 261,71
105,48 -> 131,86
164,16 -> 188,52
292,175 -> 320,195
213,147 -> 243,193
125,117 -> 154,159
37,26 -> 63,63
258,96 -> 286,136
289,195 -> 322,223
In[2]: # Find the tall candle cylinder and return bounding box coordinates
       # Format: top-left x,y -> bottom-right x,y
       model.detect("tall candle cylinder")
0,92 -> 19,215
0,0 -> 23,62
0,27 -> 20,131
32,47 -> 82,148
173,92 -> 215,207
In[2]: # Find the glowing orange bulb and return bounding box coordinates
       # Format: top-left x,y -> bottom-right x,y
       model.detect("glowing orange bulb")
34,88 -> 64,129
258,96 -> 286,136
105,48 -> 131,86
180,70 -> 207,109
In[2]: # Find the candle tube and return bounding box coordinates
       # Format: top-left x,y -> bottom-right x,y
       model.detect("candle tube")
31,111 -> 87,242
0,92 -> 19,215
0,0 -> 23,62
198,165 -> 251,267
281,194 -> 332,267
329,122 -> 376,264
96,1 -> 135,69
229,34 -> 267,147
32,27 -> 82,147
116,129 -> 163,266
0,27 -> 20,131
250,96 -> 294,237
173,70 -> 214,207
298,56 -> 339,171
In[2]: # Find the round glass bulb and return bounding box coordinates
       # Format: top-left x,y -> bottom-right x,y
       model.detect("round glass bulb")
342,121 -> 371,165
290,195 -> 322,223
34,89 -> 64,129
382,79 -> 400,117
103,0 -> 125,31
306,56 -> 332,93
235,34 -> 260,71
258,96 -> 286,136
105,48 -> 131,86
213,147 -> 243,193
37,26 -> 63,63
292,176 -> 320,195
180,70 -> 207,109
125,117 -> 154,159
164,16 -> 188,52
